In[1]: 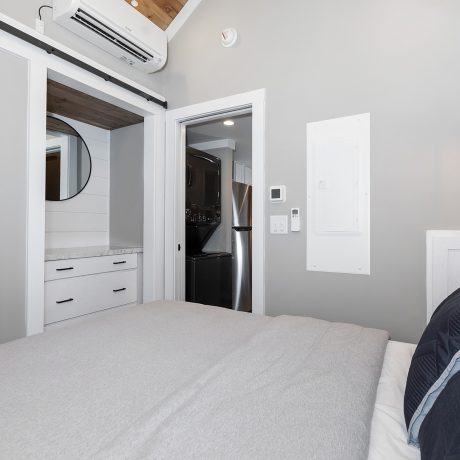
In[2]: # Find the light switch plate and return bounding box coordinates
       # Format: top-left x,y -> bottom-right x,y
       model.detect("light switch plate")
270,215 -> 288,234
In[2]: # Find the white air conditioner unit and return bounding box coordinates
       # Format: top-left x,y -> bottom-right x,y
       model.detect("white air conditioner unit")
53,0 -> 167,73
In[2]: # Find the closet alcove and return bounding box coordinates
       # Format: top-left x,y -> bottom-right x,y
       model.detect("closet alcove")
43,79 -> 146,329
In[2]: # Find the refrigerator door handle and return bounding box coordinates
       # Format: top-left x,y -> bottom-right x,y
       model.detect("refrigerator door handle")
232,228 -> 252,312
232,226 -> 252,231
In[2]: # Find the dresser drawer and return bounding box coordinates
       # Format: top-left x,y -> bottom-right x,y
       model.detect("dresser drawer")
45,254 -> 137,281
45,269 -> 137,324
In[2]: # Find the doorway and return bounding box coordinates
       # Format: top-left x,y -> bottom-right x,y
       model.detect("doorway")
165,90 -> 266,315
185,113 -> 253,311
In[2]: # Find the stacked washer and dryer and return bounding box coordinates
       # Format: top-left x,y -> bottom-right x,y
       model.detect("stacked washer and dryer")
185,147 -> 252,312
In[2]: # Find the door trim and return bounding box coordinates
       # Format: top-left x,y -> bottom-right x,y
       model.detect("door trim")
165,89 -> 266,315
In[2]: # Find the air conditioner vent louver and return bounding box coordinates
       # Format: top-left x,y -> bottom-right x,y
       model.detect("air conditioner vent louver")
71,9 -> 153,64
53,0 -> 167,73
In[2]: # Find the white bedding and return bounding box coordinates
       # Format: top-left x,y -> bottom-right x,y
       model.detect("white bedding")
0,301 -> 388,459
0,301 -> 419,459
369,341 -> 421,460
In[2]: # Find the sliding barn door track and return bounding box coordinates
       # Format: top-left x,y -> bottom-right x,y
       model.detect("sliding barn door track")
0,20 -> 168,109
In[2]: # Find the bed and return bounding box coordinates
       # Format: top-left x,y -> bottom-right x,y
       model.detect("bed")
0,301 -> 419,459
369,341 -> 420,460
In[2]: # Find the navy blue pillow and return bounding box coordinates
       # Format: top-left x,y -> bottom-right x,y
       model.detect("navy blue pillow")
404,287 -> 460,446
419,370 -> 460,459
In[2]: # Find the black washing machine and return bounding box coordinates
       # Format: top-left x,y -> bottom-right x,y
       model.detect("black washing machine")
186,252 -> 232,308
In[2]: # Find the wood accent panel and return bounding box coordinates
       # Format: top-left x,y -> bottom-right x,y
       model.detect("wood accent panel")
47,80 -> 144,131
124,0 -> 187,30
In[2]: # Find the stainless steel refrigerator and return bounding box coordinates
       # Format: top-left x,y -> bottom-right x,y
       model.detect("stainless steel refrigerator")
232,182 -> 252,312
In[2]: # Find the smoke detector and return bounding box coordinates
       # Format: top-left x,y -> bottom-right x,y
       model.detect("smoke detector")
221,28 -> 238,47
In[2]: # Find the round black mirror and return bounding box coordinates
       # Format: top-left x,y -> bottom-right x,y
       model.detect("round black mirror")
46,116 -> 92,201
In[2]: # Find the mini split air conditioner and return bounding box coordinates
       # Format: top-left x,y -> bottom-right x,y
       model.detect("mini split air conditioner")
53,0 -> 167,73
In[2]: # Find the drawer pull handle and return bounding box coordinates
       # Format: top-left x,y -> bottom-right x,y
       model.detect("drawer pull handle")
113,261 -> 127,265
56,267 -> 74,271
113,288 -> 127,293
56,298 -> 74,304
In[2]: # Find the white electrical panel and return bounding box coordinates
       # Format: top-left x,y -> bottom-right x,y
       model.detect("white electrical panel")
306,113 -> 370,275
314,138 -> 359,233
270,215 -> 288,234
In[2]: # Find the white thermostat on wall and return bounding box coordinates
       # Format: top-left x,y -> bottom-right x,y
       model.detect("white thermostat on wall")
270,185 -> 286,203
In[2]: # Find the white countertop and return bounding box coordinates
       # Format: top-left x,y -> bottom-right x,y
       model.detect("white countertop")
45,246 -> 143,262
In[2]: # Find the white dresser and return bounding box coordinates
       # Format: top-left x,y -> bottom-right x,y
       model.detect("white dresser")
44,248 -> 142,326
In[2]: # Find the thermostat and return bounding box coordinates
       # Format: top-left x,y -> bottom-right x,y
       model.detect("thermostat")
270,185 -> 286,203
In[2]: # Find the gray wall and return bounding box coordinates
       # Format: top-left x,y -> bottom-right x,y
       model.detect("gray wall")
153,0 -> 460,342
110,123 -> 144,247
0,1 -> 158,91
0,49 -> 28,343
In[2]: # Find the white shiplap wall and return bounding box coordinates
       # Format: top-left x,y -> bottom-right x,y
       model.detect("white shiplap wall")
45,115 -> 110,249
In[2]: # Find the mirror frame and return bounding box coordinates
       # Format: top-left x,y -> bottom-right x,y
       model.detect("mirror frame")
46,115 -> 93,202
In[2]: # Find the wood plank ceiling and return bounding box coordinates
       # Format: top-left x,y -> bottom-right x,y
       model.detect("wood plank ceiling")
47,80 -> 144,130
124,0 -> 188,30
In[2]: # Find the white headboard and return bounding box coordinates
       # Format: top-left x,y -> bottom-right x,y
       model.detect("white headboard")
427,230 -> 460,323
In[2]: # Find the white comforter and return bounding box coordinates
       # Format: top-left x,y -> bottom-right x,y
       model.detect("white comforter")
0,301 -> 388,459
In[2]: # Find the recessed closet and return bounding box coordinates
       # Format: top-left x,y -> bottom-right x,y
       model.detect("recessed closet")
0,20 -> 165,344
44,79 -> 145,328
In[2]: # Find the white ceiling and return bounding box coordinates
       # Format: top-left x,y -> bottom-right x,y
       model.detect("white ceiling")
187,114 -> 252,167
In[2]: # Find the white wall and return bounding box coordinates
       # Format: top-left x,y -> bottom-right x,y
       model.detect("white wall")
0,48 -> 28,343
233,161 -> 252,185
45,115 -> 110,248
110,123 -> 144,248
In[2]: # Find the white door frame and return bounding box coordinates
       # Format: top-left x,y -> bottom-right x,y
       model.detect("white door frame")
165,89 -> 266,315
0,14 -> 166,336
